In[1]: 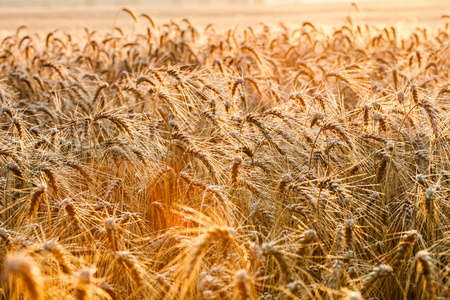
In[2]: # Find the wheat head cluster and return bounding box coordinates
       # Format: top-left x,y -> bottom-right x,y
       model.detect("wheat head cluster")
0,7 -> 450,300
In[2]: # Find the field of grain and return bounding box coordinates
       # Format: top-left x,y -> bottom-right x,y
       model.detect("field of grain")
1,2 -> 450,299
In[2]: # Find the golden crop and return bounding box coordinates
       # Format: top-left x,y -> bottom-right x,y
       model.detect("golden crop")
1,7 -> 450,300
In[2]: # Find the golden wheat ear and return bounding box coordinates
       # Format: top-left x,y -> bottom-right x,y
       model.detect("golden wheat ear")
5,254 -> 43,300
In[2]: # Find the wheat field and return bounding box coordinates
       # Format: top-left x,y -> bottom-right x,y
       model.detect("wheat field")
0,3 -> 450,300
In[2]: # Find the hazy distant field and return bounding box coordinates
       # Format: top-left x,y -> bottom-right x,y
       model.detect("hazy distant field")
0,0 -> 447,34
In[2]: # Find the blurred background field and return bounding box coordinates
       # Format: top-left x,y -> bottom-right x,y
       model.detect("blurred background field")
0,0 -> 447,34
